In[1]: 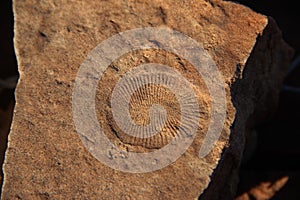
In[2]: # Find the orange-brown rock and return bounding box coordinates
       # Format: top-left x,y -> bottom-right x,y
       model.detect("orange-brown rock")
1,0 -> 293,199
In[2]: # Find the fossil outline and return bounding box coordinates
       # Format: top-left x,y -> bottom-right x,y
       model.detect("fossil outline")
111,63 -> 199,140
72,27 -> 226,173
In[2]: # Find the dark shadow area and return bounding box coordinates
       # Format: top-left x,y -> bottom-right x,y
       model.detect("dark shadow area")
234,0 -> 300,199
0,0 -> 18,78
0,0 -> 18,195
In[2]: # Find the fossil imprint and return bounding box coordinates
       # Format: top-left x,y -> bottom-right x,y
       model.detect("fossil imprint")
72,27 -> 226,172
109,63 -> 201,150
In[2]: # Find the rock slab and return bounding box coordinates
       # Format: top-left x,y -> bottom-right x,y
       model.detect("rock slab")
1,0 -> 293,199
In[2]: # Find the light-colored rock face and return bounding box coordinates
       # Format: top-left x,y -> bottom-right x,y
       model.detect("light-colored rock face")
1,0 -> 293,199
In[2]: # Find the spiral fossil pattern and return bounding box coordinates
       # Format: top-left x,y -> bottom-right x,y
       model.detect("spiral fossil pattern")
96,49 -> 210,152
112,83 -> 182,149
73,27 -> 225,172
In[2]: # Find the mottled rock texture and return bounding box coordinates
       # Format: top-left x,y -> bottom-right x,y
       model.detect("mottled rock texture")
1,0 -> 293,199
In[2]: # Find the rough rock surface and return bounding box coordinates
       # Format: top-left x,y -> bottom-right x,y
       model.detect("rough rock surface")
1,0 -> 293,199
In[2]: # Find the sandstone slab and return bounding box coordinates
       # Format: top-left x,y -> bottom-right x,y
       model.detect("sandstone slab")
1,0 -> 293,199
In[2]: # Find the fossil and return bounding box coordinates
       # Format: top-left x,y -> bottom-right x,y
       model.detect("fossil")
109,63 -> 200,150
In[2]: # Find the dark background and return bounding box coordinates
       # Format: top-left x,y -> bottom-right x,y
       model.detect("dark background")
234,0 -> 300,199
0,0 -> 18,79
1,0 -> 300,199
0,0 -> 17,111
